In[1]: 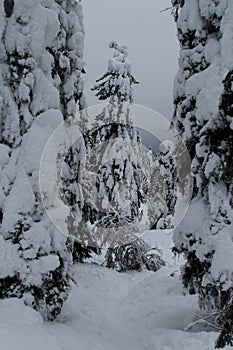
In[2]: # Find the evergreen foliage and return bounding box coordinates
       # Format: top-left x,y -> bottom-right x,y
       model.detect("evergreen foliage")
88,42 -> 163,268
172,0 -> 233,346
92,41 -> 139,104
0,0 -> 86,320
156,141 -> 178,229
104,239 -> 165,272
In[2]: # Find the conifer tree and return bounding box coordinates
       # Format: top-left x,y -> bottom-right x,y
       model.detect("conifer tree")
85,42 -> 164,270
156,140 -> 177,229
0,0 -> 85,320
172,1 -> 233,346
92,41 -> 139,104
89,43 -> 147,242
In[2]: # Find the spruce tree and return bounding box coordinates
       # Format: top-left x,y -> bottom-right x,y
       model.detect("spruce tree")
172,1 -> 233,346
86,42 -> 164,270
156,140 -> 178,229
0,0 -> 85,320
89,43 -> 147,243
92,41 -> 139,104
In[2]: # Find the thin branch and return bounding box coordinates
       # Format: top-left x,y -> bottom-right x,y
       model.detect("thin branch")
68,274 -> 78,287
184,319 -> 222,332
160,6 -> 173,13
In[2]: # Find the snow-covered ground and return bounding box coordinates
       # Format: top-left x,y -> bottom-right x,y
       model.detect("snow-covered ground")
0,230 -> 230,350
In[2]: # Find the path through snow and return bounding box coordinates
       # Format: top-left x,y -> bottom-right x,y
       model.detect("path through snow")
0,230 -> 231,350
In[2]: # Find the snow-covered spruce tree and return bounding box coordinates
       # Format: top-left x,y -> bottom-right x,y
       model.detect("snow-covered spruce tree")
92,41 -> 139,104
0,0 -> 85,320
44,0 -> 86,115
85,42 -> 164,270
156,140 -> 178,229
172,1 -> 233,347
89,42 -> 147,230
45,0 -> 98,263
42,0 -> 92,263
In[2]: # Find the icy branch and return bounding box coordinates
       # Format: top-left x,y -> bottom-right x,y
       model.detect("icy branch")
184,319 -> 222,332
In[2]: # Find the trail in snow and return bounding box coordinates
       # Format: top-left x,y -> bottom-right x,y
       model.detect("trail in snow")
0,230 -> 231,350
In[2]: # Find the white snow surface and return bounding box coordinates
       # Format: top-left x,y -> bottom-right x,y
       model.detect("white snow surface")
0,230 -> 229,350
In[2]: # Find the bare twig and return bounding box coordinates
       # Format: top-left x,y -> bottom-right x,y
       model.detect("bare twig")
160,6 -> 173,13
184,318 -> 222,332
68,274 -> 78,287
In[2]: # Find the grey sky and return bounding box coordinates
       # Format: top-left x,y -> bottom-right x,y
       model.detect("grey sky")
82,0 -> 179,119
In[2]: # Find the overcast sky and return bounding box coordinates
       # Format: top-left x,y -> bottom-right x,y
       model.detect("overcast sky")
82,0 -> 179,119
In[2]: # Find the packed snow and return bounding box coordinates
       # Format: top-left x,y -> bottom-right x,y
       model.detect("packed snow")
0,230 -> 230,350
